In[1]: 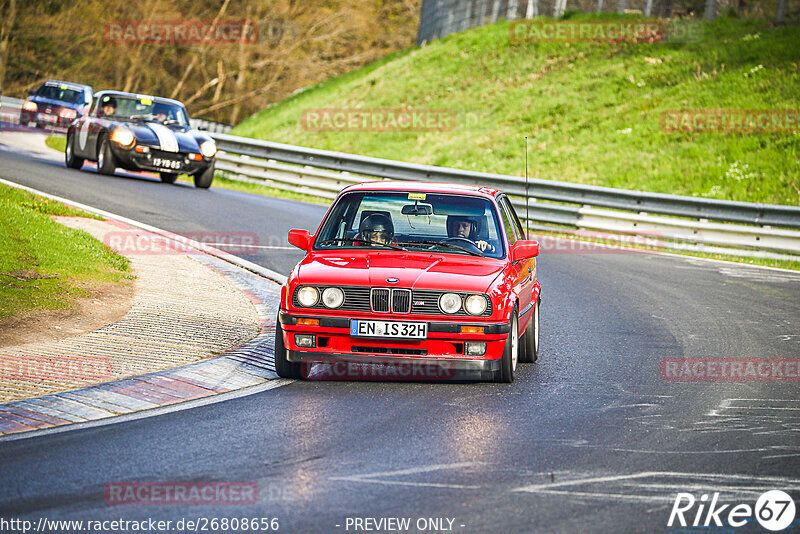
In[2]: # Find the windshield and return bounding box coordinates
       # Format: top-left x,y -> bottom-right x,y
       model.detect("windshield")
35,84 -> 84,104
96,95 -> 190,126
315,191 -> 505,258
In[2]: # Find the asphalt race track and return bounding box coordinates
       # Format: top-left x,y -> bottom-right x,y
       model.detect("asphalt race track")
1,141 -> 800,533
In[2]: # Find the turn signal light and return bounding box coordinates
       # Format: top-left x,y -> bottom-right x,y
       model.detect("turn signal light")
189,153 -> 202,161
460,326 -> 484,334
297,318 -> 319,326
134,145 -> 150,153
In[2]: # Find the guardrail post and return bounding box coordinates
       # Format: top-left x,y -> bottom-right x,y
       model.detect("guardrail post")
704,0 -> 717,20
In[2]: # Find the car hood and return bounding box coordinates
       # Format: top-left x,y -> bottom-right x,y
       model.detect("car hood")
297,252 -> 504,293
123,122 -> 205,153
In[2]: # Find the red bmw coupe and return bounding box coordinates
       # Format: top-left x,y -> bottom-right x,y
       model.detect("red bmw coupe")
276,181 -> 541,382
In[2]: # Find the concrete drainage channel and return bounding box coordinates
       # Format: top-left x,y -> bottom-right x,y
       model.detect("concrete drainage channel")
0,179 -> 291,442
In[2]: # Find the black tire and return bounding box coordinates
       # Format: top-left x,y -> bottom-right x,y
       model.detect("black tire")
274,316 -> 303,379
194,162 -> 214,189
159,172 -> 178,184
96,138 -> 116,176
493,308 -> 518,383
65,134 -> 84,169
519,298 -> 540,363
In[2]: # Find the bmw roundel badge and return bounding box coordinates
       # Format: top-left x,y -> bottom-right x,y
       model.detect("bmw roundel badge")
386,278 -> 399,283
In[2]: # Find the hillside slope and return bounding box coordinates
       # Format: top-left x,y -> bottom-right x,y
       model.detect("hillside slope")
232,15 -> 800,205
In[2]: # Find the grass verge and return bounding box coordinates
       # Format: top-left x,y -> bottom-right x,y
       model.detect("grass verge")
0,183 -> 132,321
45,134 -> 66,152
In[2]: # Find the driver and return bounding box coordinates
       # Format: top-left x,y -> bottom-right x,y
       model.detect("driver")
99,96 -> 116,118
447,216 -> 495,253
152,103 -> 171,123
358,213 -> 394,246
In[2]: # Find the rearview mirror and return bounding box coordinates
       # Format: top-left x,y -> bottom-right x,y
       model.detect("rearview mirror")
511,240 -> 539,262
288,229 -> 312,251
401,203 -> 433,216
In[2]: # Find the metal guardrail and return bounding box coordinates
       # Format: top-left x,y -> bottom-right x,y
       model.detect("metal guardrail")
189,118 -> 233,134
210,133 -> 800,259
0,96 -> 24,123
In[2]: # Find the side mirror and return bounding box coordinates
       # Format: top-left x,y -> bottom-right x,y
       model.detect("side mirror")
511,240 -> 539,262
288,229 -> 312,251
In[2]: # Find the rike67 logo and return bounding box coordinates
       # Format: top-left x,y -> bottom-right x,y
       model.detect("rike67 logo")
668,490 -> 796,531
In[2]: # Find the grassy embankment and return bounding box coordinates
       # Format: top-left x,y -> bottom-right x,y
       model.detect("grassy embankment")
0,184 -> 131,322
232,15 -> 800,206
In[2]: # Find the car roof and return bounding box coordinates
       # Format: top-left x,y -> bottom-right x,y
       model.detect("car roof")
341,181 -> 501,198
43,80 -> 92,91
93,90 -> 185,107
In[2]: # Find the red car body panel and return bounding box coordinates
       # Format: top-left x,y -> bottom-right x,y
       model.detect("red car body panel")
279,181 -> 541,380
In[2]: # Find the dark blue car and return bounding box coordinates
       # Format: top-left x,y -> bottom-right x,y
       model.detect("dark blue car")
20,80 -> 93,131
65,91 -> 217,188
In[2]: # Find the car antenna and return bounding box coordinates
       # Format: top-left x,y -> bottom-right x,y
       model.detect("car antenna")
524,136 -> 529,239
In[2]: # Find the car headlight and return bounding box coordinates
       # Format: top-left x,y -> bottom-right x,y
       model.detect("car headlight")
110,127 -> 135,149
59,108 -> 77,119
296,286 -> 319,307
438,292 -> 462,314
321,287 -> 344,308
199,140 -> 216,158
22,101 -> 37,112
464,294 -> 488,316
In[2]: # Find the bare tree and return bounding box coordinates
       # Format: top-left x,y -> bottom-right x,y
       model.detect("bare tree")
0,0 -> 18,93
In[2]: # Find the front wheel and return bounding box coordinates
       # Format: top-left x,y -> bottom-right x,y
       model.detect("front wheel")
493,309 -> 518,383
519,298 -> 540,363
274,317 -> 303,379
194,163 -> 214,189
65,134 -> 84,169
96,138 -> 116,176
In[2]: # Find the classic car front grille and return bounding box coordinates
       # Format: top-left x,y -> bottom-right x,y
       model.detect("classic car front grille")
293,286 -> 491,317
392,289 -> 411,313
371,288 -> 390,312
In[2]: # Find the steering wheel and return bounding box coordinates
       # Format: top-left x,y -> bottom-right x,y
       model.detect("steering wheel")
441,236 -> 483,254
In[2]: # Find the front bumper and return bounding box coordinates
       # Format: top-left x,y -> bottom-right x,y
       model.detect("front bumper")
289,351 -> 501,381
280,311 -> 510,381
19,111 -> 71,131
110,145 -> 213,175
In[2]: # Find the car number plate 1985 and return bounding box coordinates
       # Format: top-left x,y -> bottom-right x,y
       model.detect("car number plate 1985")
350,320 -> 427,339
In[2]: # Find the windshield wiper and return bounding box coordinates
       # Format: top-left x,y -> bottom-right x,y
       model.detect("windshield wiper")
395,240 -> 483,257
319,238 -> 406,251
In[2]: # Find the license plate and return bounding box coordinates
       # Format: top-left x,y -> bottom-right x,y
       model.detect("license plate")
350,320 -> 427,339
38,113 -> 56,123
152,157 -> 183,170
